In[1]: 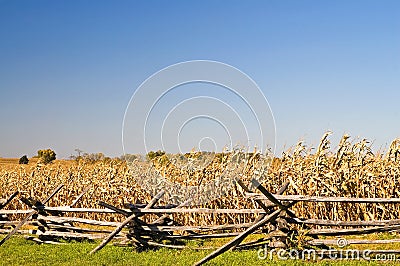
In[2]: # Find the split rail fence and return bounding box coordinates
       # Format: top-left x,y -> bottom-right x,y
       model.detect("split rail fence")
1,178 -> 400,265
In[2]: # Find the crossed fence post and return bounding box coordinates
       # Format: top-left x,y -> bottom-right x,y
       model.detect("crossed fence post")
194,178 -> 298,266
0,184 -> 64,246
89,190 -> 166,254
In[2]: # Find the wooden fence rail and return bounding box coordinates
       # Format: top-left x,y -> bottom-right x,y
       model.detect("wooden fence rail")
1,178 -> 400,265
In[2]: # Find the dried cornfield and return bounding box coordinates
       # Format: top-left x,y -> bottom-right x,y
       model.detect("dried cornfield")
1,132 -> 400,225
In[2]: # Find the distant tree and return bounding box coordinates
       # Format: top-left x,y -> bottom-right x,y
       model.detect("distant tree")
85,152 -> 105,162
19,155 -> 29,164
75,152 -> 109,163
75,148 -> 83,157
37,149 -> 56,164
120,154 -> 138,163
146,150 -> 165,161
70,148 -> 84,161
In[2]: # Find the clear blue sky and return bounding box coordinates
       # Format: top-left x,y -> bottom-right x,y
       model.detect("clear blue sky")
0,0 -> 399,158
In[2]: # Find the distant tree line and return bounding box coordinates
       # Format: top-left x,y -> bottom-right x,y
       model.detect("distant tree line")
18,148 -> 57,165
70,152 -> 111,163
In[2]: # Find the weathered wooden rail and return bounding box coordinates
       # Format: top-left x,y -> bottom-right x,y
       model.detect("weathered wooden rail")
1,178 -> 400,265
